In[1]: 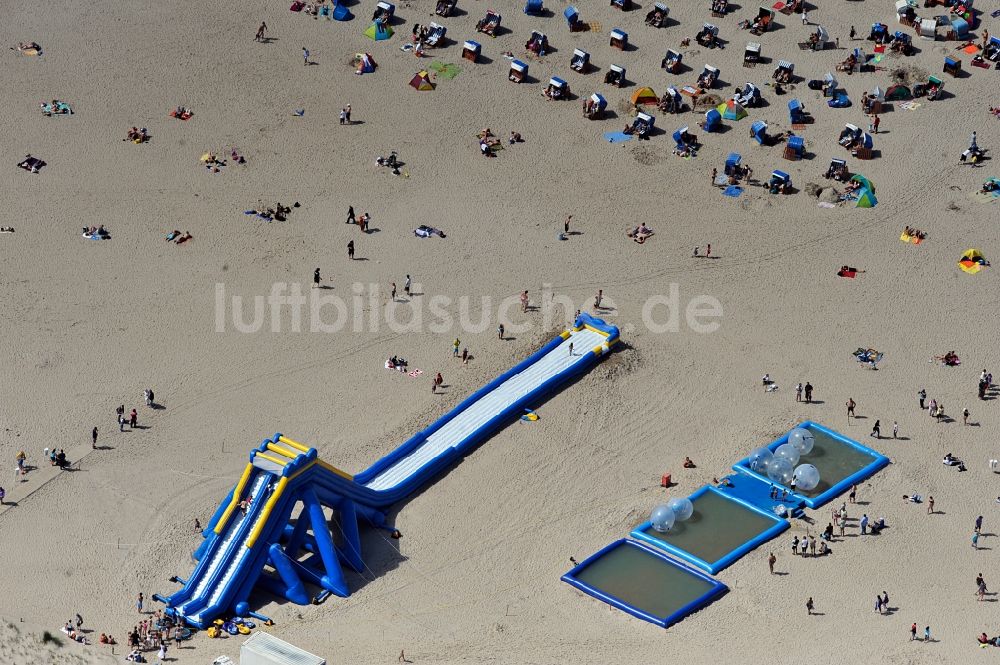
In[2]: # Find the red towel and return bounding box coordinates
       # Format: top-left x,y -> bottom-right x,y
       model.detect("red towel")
837,269 -> 857,278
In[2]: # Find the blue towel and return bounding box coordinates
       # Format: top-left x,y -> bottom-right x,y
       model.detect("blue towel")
723,185 -> 743,197
604,131 -> 634,144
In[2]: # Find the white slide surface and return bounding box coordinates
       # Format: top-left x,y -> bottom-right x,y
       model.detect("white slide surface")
364,327 -> 606,491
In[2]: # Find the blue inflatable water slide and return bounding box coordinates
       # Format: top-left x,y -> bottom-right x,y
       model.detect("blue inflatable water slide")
157,315 -> 619,628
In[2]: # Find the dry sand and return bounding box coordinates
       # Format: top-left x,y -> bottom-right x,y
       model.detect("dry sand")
2,0 -> 1000,662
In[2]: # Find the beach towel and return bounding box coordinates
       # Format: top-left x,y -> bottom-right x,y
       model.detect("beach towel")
290,1 -> 305,10
723,185 -> 743,197
837,269 -> 857,278
853,348 -> 883,365
17,157 -> 46,173
429,61 -> 461,79
408,369 -> 423,377
604,131 -> 633,143
817,201 -> 837,208
963,44 -> 979,54
899,101 -> 921,111
900,231 -> 924,244
874,45 -> 885,54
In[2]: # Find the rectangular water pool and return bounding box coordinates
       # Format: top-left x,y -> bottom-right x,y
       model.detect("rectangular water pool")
561,539 -> 727,628
629,486 -> 789,574
732,421 -> 889,509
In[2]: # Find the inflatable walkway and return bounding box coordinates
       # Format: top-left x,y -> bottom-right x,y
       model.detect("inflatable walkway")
159,315 -> 619,627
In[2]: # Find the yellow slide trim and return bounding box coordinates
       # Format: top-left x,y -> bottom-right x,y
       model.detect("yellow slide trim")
277,436 -> 310,453
582,324 -> 611,337
246,477 -> 288,548
266,442 -> 298,460
559,330 -> 572,340
256,452 -> 288,468
215,463 -> 254,535
318,459 -> 355,481
592,344 -> 605,356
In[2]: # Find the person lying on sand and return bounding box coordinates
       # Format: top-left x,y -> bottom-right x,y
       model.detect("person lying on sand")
627,224 -> 654,243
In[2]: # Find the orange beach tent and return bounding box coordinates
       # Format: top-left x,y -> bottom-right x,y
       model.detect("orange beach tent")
630,87 -> 658,105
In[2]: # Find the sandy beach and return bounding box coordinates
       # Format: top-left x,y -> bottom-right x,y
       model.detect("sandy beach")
2,0 -> 1000,662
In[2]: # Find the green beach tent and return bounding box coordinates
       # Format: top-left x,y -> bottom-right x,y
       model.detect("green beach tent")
716,99 -> 747,121
855,187 -> 877,208
850,174 -> 875,193
365,21 -> 394,40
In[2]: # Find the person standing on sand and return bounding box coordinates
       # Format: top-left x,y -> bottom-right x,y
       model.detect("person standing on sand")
847,398 -> 856,419
345,105 -> 352,124
136,593 -> 144,613
255,22 -> 267,42
390,282 -> 396,301
806,597 -> 814,615
795,383 -> 803,402
963,407 -> 970,425
347,206 -> 355,224
461,348 -> 468,365
404,274 -> 411,297
453,338 -> 461,357
130,408 -> 137,428
92,426 -> 98,449
711,168 -> 717,185
348,240 -> 355,260
804,382 -> 813,403
706,244 -> 712,257
564,215 -> 572,235
893,421 -> 898,438
768,552 -> 776,573
0,486 -> 5,505
595,289 -> 603,309
313,268 -> 321,289
497,324 -> 504,340
520,290 -> 529,312
924,626 -> 931,642
927,496 -> 934,514
918,388 -> 926,410
871,419 -> 880,439
910,623 -> 917,640
973,532 -> 980,549
302,47 -> 310,65
849,485 -> 857,503
975,515 -> 983,534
